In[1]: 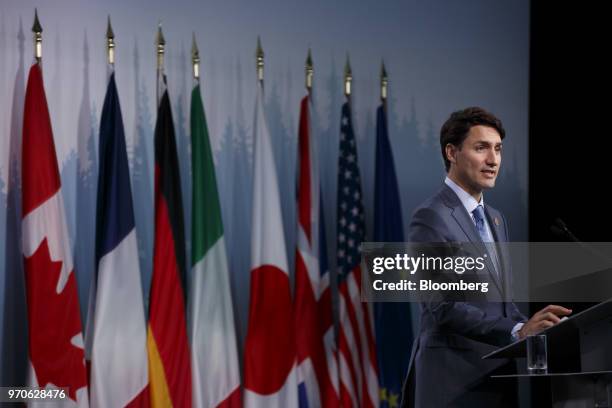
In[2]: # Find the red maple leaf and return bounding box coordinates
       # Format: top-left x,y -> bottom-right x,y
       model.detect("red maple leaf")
24,238 -> 87,401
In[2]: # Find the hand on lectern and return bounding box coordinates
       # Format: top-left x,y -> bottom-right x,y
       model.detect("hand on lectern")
518,305 -> 572,340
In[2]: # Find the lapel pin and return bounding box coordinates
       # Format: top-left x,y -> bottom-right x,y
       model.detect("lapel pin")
494,217 -> 500,226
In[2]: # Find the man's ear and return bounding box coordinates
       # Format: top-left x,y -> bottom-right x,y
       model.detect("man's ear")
445,143 -> 457,165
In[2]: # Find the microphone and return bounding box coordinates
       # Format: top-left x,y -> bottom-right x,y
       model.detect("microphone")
550,218 -> 580,242
550,218 -> 612,264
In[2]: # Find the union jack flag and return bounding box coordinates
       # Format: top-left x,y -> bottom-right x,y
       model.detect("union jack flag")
295,95 -> 339,407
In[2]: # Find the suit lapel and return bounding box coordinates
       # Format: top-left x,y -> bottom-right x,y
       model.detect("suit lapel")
484,207 -> 503,242
485,207 -> 511,301
440,185 -> 481,242
440,185 -> 504,296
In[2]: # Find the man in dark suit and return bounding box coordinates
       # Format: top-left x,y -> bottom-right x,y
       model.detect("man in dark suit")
401,107 -> 572,407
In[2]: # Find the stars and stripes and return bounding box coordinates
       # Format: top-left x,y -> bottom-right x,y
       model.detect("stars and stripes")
336,102 -> 379,408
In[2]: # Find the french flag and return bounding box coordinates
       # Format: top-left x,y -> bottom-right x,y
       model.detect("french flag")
89,72 -> 149,407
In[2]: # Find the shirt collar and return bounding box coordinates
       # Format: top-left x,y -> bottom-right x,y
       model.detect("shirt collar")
444,176 -> 484,215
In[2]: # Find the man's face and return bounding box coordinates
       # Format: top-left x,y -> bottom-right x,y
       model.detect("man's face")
447,125 -> 502,197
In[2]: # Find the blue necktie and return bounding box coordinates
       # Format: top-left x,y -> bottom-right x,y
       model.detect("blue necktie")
472,205 -> 490,242
472,205 -> 501,281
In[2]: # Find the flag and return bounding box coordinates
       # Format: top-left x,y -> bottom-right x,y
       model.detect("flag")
294,96 -> 339,408
244,83 -> 298,407
147,78 -> 192,407
188,82 -> 241,408
90,72 -> 149,407
373,104 -> 413,408
336,101 -> 379,408
21,63 -> 89,406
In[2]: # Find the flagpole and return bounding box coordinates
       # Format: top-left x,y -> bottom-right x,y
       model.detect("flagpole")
106,16 -> 115,79
191,32 -> 200,83
305,48 -> 313,98
256,36 -> 264,89
156,21 -> 165,106
32,8 -> 42,64
380,59 -> 388,113
344,54 -> 352,101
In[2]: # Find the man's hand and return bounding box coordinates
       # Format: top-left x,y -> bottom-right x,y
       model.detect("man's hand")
518,305 -> 572,340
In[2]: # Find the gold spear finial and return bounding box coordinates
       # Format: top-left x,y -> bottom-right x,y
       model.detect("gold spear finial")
191,32 -> 200,80
32,8 -> 43,62
344,54 -> 352,97
305,48 -> 313,92
156,21 -> 165,71
380,59 -> 388,101
106,15 -> 115,65
256,36 -> 264,83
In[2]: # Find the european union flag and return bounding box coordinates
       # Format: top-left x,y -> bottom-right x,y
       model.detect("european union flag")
374,103 -> 414,408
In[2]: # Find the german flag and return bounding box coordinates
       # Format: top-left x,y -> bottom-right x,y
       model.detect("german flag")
147,80 -> 192,408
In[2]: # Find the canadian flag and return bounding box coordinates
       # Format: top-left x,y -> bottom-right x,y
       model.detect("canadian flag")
21,63 -> 89,407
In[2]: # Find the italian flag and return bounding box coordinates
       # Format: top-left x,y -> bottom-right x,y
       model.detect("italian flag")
188,82 -> 241,407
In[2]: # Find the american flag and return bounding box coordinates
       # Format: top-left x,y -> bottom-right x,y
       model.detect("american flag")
336,101 -> 379,408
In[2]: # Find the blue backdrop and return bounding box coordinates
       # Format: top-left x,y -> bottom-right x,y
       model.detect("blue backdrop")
0,0 -> 529,387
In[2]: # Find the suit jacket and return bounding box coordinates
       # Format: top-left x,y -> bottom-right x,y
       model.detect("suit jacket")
401,184 -> 526,408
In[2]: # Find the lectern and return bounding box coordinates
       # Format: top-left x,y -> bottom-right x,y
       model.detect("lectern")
483,300 -> 612,406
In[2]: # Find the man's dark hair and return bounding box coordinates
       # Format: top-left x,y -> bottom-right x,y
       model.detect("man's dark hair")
440,107 -> 505,172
